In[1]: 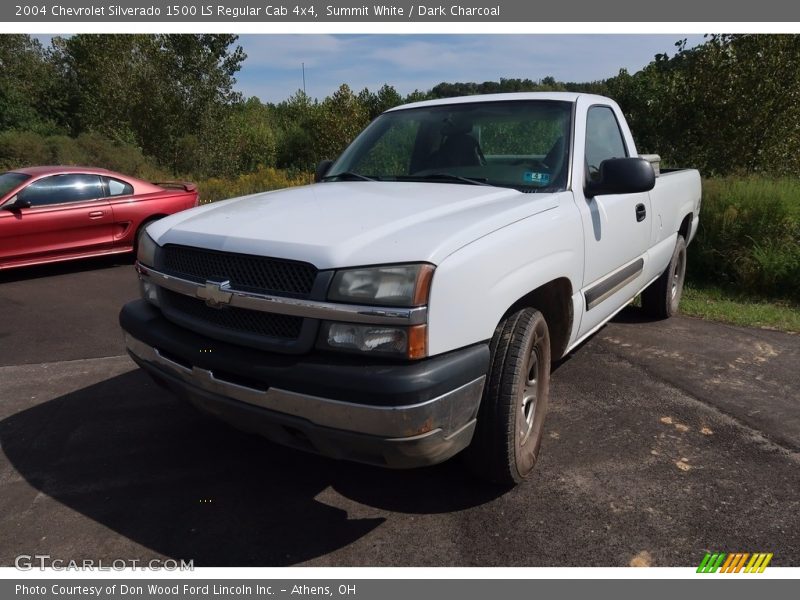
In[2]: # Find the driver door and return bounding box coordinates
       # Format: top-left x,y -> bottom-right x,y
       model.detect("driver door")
574,101 -> 653,337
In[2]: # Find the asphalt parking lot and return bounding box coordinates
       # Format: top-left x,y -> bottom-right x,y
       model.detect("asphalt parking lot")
1,258 -> 798,567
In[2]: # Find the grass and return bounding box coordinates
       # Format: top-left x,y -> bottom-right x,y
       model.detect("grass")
702,176 -> 800,218
680,177 -> 800,330
691,177 -> 800,299
679,283 -> 800,333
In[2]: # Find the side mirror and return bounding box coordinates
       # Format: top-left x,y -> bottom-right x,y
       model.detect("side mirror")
1,196 -> 31,211
584,157 -> 655,197
315,159 -> 334,183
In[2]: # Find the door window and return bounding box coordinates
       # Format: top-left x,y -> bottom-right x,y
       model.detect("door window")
19,174 -> 105,207
105,177 -> 134,196
585,106 -> 628,181
0,172 -> 31,198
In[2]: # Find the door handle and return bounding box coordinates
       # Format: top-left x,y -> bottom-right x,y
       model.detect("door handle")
635,204 -> 647,222
88,211 -> 105,219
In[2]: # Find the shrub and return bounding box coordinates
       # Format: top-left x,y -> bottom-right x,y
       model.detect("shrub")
0,130 -> 51,168
0,129 -> 159,178
196,166 -> 312,204
75,132 -> 152,175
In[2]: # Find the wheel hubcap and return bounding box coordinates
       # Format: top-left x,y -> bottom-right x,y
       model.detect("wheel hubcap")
520,347 -> 539,445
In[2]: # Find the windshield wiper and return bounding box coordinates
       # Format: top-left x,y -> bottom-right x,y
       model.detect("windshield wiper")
398,173 -> 493,187
322,171 -> 376,182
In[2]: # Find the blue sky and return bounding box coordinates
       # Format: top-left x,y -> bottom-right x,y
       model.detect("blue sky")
235,34 -> 707,103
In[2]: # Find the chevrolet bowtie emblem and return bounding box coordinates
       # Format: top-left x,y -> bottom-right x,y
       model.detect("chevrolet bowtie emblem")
196,279 -> 233,308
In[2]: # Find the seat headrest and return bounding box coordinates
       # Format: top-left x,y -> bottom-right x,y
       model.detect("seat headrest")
440,118 -> 473,136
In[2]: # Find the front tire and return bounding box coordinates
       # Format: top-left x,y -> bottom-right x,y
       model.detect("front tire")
641,234 -> 687,319
465,308 -> 551,485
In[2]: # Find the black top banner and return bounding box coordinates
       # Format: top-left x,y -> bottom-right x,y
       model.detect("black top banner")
4,0 -> 800,22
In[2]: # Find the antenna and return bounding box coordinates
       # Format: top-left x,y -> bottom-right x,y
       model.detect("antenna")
302,62 -> 306,96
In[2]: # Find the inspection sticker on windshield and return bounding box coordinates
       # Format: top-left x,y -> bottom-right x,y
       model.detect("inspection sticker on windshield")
524,171 -> 550,184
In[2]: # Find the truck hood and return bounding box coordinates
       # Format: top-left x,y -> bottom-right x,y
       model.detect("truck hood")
148,182 -> 561,269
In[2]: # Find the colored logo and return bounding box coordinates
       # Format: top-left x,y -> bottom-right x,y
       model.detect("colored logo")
697,552 -> 773,573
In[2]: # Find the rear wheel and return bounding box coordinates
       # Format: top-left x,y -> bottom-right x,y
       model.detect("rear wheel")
641,235 -> 687,319
464,308 -> 551,485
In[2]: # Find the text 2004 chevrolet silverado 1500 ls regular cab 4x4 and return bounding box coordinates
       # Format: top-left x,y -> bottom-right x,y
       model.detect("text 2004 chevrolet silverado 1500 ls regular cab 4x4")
120,92 -> 701,484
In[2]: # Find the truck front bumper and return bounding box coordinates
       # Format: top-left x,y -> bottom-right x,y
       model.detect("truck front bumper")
120,300 -> 489,468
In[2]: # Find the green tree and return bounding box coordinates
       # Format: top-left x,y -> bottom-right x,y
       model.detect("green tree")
404,89 -> 431,104
605,35 -> 800,175
0,35 -> 61,134
314,84 -> 369,161
51,34 -> 246,174
273,91 -> 321,171
185,97 -> 278,176
358,84 -> 403,120
275,85 -> 369,170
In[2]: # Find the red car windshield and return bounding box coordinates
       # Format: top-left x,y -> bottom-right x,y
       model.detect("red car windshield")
0,172 -> 31,199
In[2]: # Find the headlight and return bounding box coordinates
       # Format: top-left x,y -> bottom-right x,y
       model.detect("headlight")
136,232 -> 159,306
319,322 -> 427,360
328,264 -> 434,307
137,231 -> 157,267
324,264 -> 433,359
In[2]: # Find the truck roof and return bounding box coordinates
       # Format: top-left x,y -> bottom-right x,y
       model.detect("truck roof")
388,91 -> 608,112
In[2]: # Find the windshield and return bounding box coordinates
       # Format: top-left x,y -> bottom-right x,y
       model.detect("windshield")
0,172 -> 31,199
327,100 -> 572,192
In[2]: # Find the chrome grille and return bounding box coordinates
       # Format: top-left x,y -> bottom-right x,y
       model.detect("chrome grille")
161,245 -> 317,297
161,289 -> 303,340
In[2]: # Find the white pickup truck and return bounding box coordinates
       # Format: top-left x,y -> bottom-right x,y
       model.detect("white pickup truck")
120,92 -> 701,484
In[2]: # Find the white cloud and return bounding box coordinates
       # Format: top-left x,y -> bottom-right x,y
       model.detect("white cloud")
239,34 -> 348,69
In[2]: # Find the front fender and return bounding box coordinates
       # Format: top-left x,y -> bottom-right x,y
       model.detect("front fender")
427,193 -> 583,356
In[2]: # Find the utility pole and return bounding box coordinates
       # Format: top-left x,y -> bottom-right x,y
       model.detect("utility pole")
302,62 -> 306,96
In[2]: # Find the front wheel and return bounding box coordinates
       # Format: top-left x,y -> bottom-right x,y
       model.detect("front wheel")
641,235 -> 687,319
464,308 -> 551,485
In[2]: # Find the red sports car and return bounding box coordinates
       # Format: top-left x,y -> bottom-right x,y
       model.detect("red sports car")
0,166 -> 199,270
